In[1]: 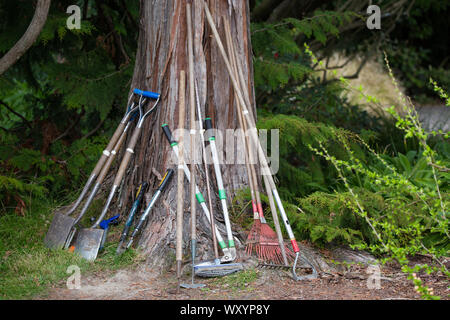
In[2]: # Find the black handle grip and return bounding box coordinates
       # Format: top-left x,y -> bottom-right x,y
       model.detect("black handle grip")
161,124 -> 176,145
135,182 -> 148,201
204,117 -> 215,139
158,168 -> 174,192
204,117 -> 213,131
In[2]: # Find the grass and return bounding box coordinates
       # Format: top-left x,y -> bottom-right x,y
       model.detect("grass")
211,269 -> 260,291
0,195 -> 141,300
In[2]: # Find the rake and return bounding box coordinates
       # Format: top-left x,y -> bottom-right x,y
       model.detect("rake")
205,3 -> 317,280
222,17 -> 293,265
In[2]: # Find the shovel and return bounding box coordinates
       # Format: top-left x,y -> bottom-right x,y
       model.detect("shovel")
72,89 -> 160,261
44,98 -> 138,250
64,119 -> 132,250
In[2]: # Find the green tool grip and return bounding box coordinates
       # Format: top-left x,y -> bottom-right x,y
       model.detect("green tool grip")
195,192 -> 205,203
218,189 -> 226,200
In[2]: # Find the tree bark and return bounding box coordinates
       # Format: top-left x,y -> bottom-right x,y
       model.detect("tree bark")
0,0 -> 51,75
120,0 -> 255,272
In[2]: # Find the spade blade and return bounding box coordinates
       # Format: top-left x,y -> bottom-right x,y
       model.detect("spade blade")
44,213 -> 76,250
73,228 -> 104,261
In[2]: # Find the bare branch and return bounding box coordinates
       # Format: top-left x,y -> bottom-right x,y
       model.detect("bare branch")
0,0 -> 51,75
0,100 -> 32,129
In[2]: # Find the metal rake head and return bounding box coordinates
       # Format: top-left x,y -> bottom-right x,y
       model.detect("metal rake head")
256,252 -> 318,281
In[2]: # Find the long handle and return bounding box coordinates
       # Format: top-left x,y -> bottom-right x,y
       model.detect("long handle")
194,84 -> 220,260
92,90 -> 160,228
205,5 -> 301,255
126,169 -> 174,248
223,17 -> 287,264
186,1 -> 197,251
162,124 -> 229,256
72,122 -> 131,227
91,125 -> 142,228
223,19 -> 260,222
64,121 -> 127,217
176,71 -> 186,284
204,118 -> 235,249
117,182 -> 148,251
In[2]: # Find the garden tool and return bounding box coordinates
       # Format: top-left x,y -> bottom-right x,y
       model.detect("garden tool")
64,116 -> 134,250
126,169 -> 174,249
116,182 -> 148,255
222,17 -> 293,265
98,214 -> 120,251
162,124 -> 242,277
176,70 -> 186,292
180,5 -> 206,290
204,117 -> 237,261
205,5 -> 317,280
44,97 -> 139,250
72,89 -> 160,261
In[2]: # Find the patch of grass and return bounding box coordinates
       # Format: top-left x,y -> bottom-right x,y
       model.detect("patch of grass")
211,269 -> 259,291
0,196 -> 140,300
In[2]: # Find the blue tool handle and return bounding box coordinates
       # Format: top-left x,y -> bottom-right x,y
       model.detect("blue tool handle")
133,89 -> 160,99
100,214 -> 120,229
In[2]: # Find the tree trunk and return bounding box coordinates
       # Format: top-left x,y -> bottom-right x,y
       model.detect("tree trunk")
120,0 -> 255,273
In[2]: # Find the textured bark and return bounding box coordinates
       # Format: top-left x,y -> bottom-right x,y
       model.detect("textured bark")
0,0 -> 51,75
120,0 -> 255,272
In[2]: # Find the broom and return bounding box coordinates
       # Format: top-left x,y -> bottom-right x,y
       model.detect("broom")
223,17 -> 294,265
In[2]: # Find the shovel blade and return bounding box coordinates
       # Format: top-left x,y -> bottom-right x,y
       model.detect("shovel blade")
44,213 -> 76,250
73,228 -> 104,261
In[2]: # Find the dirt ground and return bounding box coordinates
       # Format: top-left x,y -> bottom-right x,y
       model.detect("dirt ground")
37,259 -> 449,300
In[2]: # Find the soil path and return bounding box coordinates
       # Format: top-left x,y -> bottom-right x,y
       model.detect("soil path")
36,256 -> 449,300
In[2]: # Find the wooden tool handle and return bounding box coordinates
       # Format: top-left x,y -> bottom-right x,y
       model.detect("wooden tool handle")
187,2 -> 197,242
91,122 -> 126,177
176,71 -> 186,268
113,126 -> 141,186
